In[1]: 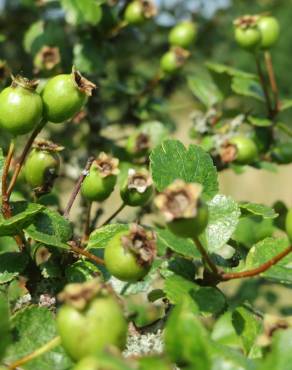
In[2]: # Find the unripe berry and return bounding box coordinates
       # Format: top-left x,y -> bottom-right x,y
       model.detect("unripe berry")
234,15 -> 261,51
124,0 -> 157,25
169,21 -> 197,49
220,136 -> 258,165
258,16 -> 280,49
160,47 -> 190,74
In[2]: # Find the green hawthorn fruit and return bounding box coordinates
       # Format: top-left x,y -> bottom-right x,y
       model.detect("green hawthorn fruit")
234,15 -> 261,50
41,68 -> 95,123
0,76 -> 43,136
228,136 -> 258,164
24,141 -> 61,189
160,47 -> 189,74
104,224 -> 156,282
124,0 -> 156,25
155,180 -> 209,238
169,21 -> 197,48
81,153 -> 119,202
126,132 -> 150,158
258,16 -> 280,49
120,168 -> 153,207
56,281 -> 127,361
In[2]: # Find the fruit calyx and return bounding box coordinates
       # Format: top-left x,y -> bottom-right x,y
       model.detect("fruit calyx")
134,133 -> 151,154
58,279 -> 107,310
11,74 -> 39,91
220,141 -> 237,163
36,46 -> 61,70
32,139 -> 64,152
72,66 -> 96,96
94,152 -> 120,178
155,180 -> 203,221
121,224 -> 157,266
140,0 -> 157,19
172,47 -> 191,66
234,15 -> 259,29
126,168 -> 153,194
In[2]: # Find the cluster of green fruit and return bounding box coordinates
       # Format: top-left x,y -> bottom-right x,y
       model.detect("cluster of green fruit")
160,20 -> 197,74
234,14 -> 280,50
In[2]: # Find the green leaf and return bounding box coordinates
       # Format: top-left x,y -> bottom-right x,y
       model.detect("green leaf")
187,73 -> 223,107
0,252 -> 28,284
231,76 -> 265,102
200,195 -> 241,253
156,228 -> 200,258
164,274 -> 226,316
61,0 -> 104,25
248,116 -> 273,127
245,237 -> 292,283
206,62 -> 256,79
0,202 -> 44,237
138,356 -> 173,370
239,202 -> 278,219
211,306 -> 262,355
87,224 -> 129,250
25,208 -> 72,249
164,298 -> 211,368
280,99 -> 292,112
259,328 -> 292,370
65,260 -> 100,283
232,216 -> 274,248
150,140 -> 218,199
5,306 -> 73,370
0,294 -> 11,360
73,41 -> 104,74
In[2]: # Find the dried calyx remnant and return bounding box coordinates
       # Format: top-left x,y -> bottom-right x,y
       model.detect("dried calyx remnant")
220,141 -> 238,163
234,15 -> 259,29
94,152 -> 120,177
35,46 -> 61,70
172,47 -> 190,67
72,67 -> 96,96
121,224 -> 157,266
141,0 -> 157,18
127,168 -> 152,193
11,75 -> 39,90
33,139 -> 64,152
155,179 -> 203,221
134,133 -> 151,153
58,279 -> 108,310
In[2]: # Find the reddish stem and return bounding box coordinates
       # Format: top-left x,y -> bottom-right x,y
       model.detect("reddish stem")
70,243 -> 105,266
264,51 -> 280,115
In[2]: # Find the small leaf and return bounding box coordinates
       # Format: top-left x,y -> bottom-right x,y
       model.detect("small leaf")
206,62 -> 256,79
164,298 -> 211,368
248,116 -> 272,127
187,73 -> 223,107
280,99 -> 292,112
60,0 -> 104,25
0,252 -> 29,284
164,274 -> 226,316
240,202 -> 278,219
200,195 -> 241,253
150,140 -> 218,199
156,228 -> 200,258
0,202 -> 44,237
232,76 -> 265,102
25,208 -> 72,249
211,306 -> 262,355
88,224 -> 129,250
5,306 -> 73,370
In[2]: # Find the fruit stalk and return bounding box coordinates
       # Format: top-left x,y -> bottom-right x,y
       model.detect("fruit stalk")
7,119 -> 47,199
193,237 -> 219,275
8,336 -> 61,370
69,242 -> 105,265
99,202 -> 126,227
63,156 -> 95,219
1,139 -> 15,218
254,53 -> 273,118
264,50 -> 280,114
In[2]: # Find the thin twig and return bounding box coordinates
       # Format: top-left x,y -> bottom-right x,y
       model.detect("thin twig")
137,72 -> 162,100
264,51 -> 280,115
7,120 -> 47,199
8,336 -> 61,370
70,243 -> 105,266
193,237 -> 219,275
254,53 -> 273,118
222,246 -> 292,281
1,140 -> 15,218
63,157 -> 95,219
99,203 -> 126,227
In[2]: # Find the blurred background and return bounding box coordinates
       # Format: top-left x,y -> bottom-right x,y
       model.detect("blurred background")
0,0 -> 292,207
